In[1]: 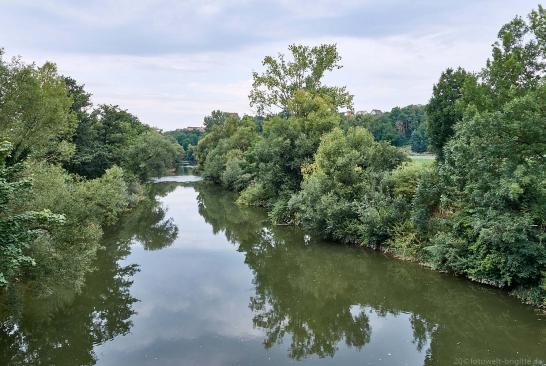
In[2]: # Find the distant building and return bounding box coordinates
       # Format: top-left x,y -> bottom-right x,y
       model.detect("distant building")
370,109 -> 383,115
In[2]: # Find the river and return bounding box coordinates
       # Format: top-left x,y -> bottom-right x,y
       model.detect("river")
1,169 -> 545,365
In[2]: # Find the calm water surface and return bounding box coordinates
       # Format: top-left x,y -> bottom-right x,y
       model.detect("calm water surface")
1,169 -> 545,365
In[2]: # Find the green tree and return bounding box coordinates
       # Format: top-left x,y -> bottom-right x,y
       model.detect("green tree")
67,104 -> 180,182
242,91 -> 341,210
482,5 -> 546,108
67,105 -> 147,178
0,142 -> 64,287
410,123 -> 428,153
292,127 -> 407,243
425,87 -> 546,299
0,52 -> 77,164
426,68 -> 475,159
203,110 -> 237,131
123,130 -> 183,181
195,112 -> 258,187
249,44 -> 353,115
22,162 -> 130,292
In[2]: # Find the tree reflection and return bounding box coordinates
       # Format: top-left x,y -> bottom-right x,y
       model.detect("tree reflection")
112,183 -> 179,251
0,184 -> 180,365
195,182 -> 546,363
197,183 -> 376,359
0,241 -> 138,365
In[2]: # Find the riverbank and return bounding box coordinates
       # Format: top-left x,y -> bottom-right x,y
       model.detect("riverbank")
2,176 -> 544,365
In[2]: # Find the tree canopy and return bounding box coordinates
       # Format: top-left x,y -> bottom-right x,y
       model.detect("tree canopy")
196,7 -> 546,307
0,50 -> 183,292
249,44 -> 353,116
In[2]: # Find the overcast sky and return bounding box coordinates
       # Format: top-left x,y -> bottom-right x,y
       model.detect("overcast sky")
0,0 -> 540,129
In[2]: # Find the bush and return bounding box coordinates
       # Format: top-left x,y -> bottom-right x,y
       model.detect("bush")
21,163 -> 130,293
293,127 -> 408,246
419,87 -> 546,301
237,182 -> 271,207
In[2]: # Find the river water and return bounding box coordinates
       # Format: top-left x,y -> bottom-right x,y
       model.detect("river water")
1,170 -> 545,365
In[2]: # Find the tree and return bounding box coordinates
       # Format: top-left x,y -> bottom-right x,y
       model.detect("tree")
249,44 -> 353,115
63,76 -> 92,118
292,127 -> 408,243
123,130 -> 183,181
482,5 -> 546,108
410,124 -> 428,153
203,110 -> 237,132
164,128 -> 204,163
414,5 -> 546,306
164,128 -> 203,150
0,53 -> 77,164
424,85 -> 546,300
0,142 -> 64,287
67,104 -> 180,181
243,91 -> 341,209
426,68 -> 475,160
195,112 -> 258,186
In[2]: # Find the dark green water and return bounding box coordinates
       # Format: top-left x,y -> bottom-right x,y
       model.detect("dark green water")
1,170 -> 545,365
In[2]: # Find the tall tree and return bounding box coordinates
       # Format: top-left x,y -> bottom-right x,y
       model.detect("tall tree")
482,5 -> 546,108
249,44 -> 353,116
426,68 -> 474,160
0,53 -> 77,164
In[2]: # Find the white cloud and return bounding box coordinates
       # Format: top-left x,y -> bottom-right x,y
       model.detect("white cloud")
0,0 -> 539,129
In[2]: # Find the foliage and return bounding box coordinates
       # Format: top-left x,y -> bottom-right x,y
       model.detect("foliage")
410,123 -> 429,153
249,44 -> 353,115
164,128 -> 202,150
0,50 -> 180,293
197,13 -> 546,307
0,142 -> 65,287
66,104 -> 181,181
164,128 -> 203,163
246,91 -> 342,208
236,181 -> 270,207
195,112 -> 259,187
0,52 -> 77,164
426,68 -> 474,159
414,6 -> 546,305
292,127 -> 407,244
482,5 -> 546,108
20,162 -> 130,292
123,130 -> 183,181
348,105 -> 427,149
424,88 -> 546,293
427,5 -> 546,160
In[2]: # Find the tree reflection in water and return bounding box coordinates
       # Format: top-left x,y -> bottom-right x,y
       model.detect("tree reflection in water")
195,182 -> 434,360
1,180 -> 543,365
0,183 -> 179,366
194,182 -> 545,364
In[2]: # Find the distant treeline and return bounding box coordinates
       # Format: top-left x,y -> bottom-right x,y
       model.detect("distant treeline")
164,127 -> 204,163
0,51 -> 183,292
195,6 -> 546,306
167,105 -> 429,162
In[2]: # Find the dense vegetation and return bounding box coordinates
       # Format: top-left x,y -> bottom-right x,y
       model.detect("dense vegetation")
164,127 -> 204,164
0,182 -> 179,366
0,51 -> 182,293
344,105 -> 428,151
195,7 -> 546,306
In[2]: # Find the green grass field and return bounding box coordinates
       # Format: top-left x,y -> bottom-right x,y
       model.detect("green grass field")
408,154 -> 435,168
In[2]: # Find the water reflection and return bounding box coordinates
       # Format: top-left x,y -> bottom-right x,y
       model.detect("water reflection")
0,185 -> 179,365
195,182 -> 546,364
115,184 -> 179,251
0,178 -> 544,366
